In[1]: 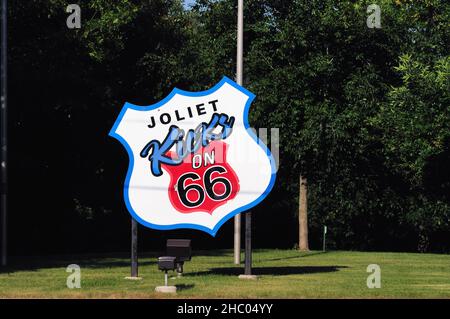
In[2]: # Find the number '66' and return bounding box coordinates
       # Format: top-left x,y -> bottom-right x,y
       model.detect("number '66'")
176,166 -> 232,208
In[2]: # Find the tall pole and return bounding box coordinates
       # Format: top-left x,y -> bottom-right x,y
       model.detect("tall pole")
1,0 -> 8,267
131,218 -> 138,277
234,0 -> 243,265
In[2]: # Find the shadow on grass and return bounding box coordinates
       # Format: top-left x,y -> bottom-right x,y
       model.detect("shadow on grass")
0,257 -> 156,274
191,250 -> 234,257
78,260 -> 156,269
0,250 -> 227,274
186,265 -> 347,277
266,251 -> 329,262
176,283 -> 195,291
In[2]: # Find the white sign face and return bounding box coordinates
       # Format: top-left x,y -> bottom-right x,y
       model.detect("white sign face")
109,76 -> 276,236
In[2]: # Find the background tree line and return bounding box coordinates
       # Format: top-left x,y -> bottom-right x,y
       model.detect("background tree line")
6,0 -> 449,255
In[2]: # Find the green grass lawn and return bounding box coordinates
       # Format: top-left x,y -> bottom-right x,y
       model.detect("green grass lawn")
0,249 -> 449,298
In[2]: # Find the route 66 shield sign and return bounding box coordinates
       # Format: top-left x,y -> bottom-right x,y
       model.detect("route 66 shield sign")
109,76 -> 276,236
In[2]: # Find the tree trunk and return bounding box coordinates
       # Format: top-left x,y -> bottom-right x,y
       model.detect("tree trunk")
299,174 -> 309,251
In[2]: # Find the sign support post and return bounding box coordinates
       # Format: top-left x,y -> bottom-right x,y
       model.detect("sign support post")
239,211 -> 256,279
131,218 -> 138,277
125,218 -> 141,279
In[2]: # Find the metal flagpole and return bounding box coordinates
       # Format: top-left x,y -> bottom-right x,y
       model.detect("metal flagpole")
234,0 -> 243,266
1,0 -> 8,267
235,0 -> 256,279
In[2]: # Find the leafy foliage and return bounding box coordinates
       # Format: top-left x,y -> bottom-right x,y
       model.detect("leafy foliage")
7,0 -> 450,253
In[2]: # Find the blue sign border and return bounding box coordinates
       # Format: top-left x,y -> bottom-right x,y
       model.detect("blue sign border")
109,76 -> 277,236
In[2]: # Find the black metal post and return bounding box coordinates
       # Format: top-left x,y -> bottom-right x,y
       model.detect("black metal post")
244,212 -> 252,275
131,218 -> 138,277
1,0 -> 8,267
